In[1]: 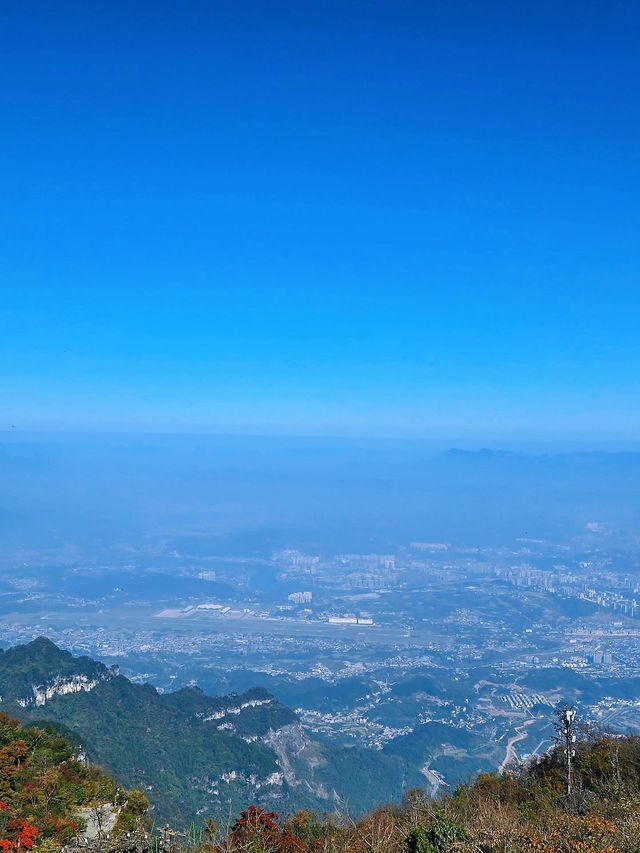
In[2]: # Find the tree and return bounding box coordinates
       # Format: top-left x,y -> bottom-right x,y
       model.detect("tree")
229,807 -> 307,853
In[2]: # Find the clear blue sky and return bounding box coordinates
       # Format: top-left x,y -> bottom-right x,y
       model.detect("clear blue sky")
2,1 -> 639,439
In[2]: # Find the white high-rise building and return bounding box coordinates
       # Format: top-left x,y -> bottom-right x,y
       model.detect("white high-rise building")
288,591 -> 313,604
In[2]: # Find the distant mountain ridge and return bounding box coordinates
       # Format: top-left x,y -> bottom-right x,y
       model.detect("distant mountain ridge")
0,638 -> 420,827
442,447 -> 640,462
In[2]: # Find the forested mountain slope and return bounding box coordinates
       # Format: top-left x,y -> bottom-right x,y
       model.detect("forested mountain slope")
0,639 -> 420,826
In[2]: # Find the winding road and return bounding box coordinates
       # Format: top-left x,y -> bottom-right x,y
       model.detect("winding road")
499,719 -> 536,773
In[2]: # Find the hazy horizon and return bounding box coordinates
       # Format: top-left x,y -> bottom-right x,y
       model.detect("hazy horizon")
3,431 -> 640,557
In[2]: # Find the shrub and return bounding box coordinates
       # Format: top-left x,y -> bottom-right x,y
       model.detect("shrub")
405,811 -> 465,853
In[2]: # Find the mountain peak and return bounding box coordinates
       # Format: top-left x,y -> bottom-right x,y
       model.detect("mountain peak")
0,637 -> 112,710
1,635 -> 74,666
24,635 -> 63,653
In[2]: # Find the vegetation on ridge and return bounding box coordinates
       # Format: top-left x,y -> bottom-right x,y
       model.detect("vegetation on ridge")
0,712 -> 146,853
3,687 -> 640,853
187,731 -> 640,853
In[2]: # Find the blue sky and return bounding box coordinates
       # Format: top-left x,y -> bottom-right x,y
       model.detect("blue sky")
2,1 -> 639,438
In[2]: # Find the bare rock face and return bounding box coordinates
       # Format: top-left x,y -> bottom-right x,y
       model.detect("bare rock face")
17,672 -> 113,708
263,722 -> 331,800
75,805 -> 120,841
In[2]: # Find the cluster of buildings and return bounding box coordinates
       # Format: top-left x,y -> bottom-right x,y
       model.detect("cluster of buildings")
589,651 -> 613,665
497,563 -> 640,618
327,615 -> 374,626
275,550 -> 400,590
499,692 -> 554,710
